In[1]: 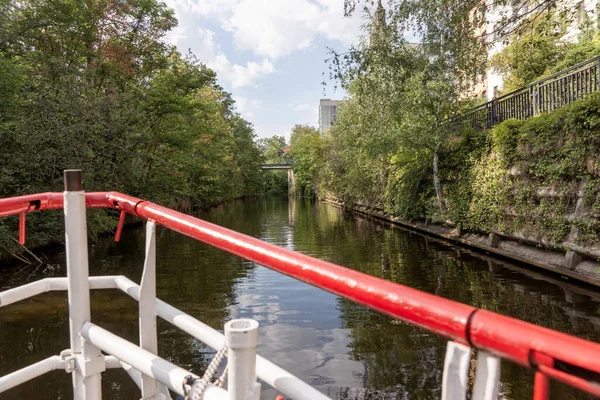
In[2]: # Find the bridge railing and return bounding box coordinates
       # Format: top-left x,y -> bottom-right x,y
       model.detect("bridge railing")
260,163 -> 293,170
1,170 -> 600,399
452,55 -> 600,130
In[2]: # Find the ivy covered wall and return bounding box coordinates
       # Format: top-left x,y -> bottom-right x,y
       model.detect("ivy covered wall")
294,95 -> 600,253
436,95 -> 600,247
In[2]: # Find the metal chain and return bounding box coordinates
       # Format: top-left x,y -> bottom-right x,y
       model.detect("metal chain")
182,345 -> 228,400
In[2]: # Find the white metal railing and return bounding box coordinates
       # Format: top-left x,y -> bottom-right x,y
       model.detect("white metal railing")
452,55 -> 600,130
0,170 -> 330,400
0,274 -> 331,399
5,170 -> 599,399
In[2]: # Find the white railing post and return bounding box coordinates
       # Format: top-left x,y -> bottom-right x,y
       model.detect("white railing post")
472,351 -> 501,400
114,276 -> 331,400
225,319 -> 261,400
0,356 -> 64,394
139,220 -> 168,399
81,322 -> 228,399
64,170 -> 103,400
441,341 -> 471,400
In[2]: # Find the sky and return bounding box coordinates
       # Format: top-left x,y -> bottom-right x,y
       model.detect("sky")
162,0 -> 369,140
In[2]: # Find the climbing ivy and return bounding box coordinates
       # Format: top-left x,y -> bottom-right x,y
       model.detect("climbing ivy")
441,95 -> 600,245
297,94 -> 600,248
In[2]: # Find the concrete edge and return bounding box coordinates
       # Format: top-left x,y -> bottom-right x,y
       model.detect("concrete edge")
323,199 -> 600,288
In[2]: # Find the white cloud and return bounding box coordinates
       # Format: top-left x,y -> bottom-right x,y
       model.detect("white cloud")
293,104 -> 319,126
252,123 -> 291,139
163,0 -> 240,20
233,95 -> 263,119
194,27 -> 220,58
170,0 -> 364,61
213,54 -> 275,88
227,0 -> 321,59
193,27 -> 275,88
165,25 -> 188,46
314,0 -> 368,45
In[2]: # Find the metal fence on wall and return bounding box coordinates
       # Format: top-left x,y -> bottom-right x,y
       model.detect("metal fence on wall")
453,55 -> 600,130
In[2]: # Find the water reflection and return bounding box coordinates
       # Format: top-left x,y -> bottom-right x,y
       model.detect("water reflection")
1,196 -> 599,399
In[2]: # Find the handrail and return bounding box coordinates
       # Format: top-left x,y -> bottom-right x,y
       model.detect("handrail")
450,54 -> 600,129
535,55 -> 600,86
483,56 -> 599,105
2,191 -> 600,397
81,322 -> 228,399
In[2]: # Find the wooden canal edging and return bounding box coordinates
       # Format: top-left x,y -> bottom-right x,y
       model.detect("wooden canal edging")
324,198 -> 600,288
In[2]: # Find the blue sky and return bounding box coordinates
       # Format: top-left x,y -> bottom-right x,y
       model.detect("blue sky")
163,0 -> 369,140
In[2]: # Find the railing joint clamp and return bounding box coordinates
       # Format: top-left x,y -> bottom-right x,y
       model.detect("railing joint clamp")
77,355 -> 106,377
60,349 -> 77,373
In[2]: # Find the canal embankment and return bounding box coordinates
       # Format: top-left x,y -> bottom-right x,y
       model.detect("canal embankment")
289,95 -> 600,288
324,196 -> 600,287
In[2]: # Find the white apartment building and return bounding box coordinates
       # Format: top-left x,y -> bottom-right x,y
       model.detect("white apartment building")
482,0 -> 599,101
319,99 -> 341,134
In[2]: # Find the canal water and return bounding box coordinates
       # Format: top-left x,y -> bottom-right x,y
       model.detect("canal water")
1,196 -> 599,399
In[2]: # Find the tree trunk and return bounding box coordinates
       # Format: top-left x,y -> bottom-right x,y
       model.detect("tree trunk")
433,141 -> 445,213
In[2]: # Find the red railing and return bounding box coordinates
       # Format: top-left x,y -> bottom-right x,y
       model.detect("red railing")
1,191 -> 600,398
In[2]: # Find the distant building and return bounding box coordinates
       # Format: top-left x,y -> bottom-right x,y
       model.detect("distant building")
319,99 -> 341,134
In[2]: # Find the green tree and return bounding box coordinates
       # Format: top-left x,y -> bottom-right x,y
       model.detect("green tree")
490,12 -> 568,92
342,0 -> 564,81
491,9 -> 600,92
257,135 -> 287,163
230,116 -> 263,196
289,125 -> 323,196
0,0 -> 264,257
327,0 -> 479,215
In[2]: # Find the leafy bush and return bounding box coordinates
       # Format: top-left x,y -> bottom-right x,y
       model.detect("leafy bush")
0,1 -> 263,257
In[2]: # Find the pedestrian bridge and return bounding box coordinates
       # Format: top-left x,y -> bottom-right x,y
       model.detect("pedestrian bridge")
260,164 -> 292,170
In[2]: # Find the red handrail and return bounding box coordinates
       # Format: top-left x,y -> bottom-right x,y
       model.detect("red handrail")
1,191 -> 600,397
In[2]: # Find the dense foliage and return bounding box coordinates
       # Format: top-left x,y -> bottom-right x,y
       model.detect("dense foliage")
293,93 -> 600,248
339,0 -> 562,91
289,2 -> 600,248
454,95 -> 600,245
0,0 -> 263,256
491,8 -> 600,92
289,125 -> 325,196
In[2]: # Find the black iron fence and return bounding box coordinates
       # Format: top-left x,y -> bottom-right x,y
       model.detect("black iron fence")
452,55 -> 600,130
